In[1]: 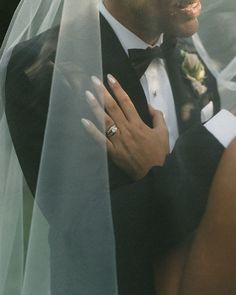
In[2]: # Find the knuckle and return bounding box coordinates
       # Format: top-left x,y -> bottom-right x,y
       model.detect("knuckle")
135,120 -> 144,130
106,100 -> 117,113
121,93 -> 130,104
105,116 -> 114,127
121,129 -> 133,142
92,102 -> 100,112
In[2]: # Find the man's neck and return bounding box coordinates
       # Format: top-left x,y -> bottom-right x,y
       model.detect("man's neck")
103,1 -> 161,46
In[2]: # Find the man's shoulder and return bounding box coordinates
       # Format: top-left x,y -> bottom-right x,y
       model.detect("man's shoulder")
4,27 -> 60,194
7,26 -> 59,80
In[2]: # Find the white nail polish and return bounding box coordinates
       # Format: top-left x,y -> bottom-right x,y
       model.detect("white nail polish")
81,118 -> 91,127
85,90 -> 95,103
107,74 -> 116,84
91,76 -> 102,86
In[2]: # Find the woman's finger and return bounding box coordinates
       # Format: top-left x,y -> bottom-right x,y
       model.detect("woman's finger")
85,91 -> 114,129
85,91 -> 121,144
81,118 -> 114,153
148,105 -> 166,129
91,76 -> 126,125
107,74 -> 140,122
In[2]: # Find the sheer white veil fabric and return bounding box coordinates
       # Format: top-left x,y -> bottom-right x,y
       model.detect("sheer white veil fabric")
0,0 -> 117,294
193,0 -> 236,108
1,0 -> 236,294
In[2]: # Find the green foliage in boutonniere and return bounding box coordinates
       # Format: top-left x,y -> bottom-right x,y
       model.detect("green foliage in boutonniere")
181,50 -> 207,96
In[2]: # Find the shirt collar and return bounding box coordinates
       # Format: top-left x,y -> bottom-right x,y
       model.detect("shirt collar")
99,1 -> 163,55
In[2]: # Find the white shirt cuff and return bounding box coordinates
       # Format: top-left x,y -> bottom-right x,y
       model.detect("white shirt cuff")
204,109 -> 236,148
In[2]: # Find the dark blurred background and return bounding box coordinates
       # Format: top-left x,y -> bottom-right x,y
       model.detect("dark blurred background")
0,0 -> 20,45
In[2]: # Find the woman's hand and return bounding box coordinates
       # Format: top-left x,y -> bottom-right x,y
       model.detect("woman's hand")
82,74 -> 169,180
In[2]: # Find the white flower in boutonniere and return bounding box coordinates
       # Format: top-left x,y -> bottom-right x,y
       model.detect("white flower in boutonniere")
181,50 -> 207,96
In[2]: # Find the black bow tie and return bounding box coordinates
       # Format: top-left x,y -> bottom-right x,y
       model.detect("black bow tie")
128,46 -> 164,79
128,37 -> 177,79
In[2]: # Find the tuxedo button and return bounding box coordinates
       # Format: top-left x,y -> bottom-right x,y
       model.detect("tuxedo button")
153,90 -> 157,97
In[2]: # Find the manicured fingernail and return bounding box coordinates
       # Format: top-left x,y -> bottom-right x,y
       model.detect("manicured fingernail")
107,74 -> 116,84
91,76 -> 102,86
81,118 -> 91,127
85,90 -> 95,103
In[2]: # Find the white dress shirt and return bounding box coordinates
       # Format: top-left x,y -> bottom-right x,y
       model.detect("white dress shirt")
100,2 -> 236,149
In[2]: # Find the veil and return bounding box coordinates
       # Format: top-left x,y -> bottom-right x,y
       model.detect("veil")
0,0 -> 236,294
193,0 -> 236,109
0,0 -> 117,294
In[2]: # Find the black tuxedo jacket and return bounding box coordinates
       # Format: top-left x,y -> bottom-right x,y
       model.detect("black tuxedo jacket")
5,15 -> 224,295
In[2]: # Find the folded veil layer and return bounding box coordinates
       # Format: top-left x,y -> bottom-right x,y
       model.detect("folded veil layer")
0,0 -> 117,294
193,0 -> 236,108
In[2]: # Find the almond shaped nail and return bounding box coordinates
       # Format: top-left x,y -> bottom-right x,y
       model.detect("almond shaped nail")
85,90 -> 96,103
107,74 -> 116,84
81,118 -> 91,127
91,76 -> 102,86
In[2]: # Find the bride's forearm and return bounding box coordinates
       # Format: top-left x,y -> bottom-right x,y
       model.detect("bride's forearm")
178,138 -> 236,295
155,138 -> 236,295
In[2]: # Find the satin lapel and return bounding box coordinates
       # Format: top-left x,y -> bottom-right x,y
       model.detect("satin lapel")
164,45 -> 202,134
100,15 -> 152,127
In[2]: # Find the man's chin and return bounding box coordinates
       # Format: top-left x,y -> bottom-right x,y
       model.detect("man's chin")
174,18 -> 199,37
163,17 -> 199,38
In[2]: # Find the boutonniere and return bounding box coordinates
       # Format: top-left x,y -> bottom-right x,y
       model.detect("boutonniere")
181,50 -> 207,96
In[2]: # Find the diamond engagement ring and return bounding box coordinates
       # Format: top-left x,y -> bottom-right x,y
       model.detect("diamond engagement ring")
106,124 -> 118,138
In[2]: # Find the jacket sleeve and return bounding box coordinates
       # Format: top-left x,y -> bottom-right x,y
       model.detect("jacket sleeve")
108,123 -> 224,293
